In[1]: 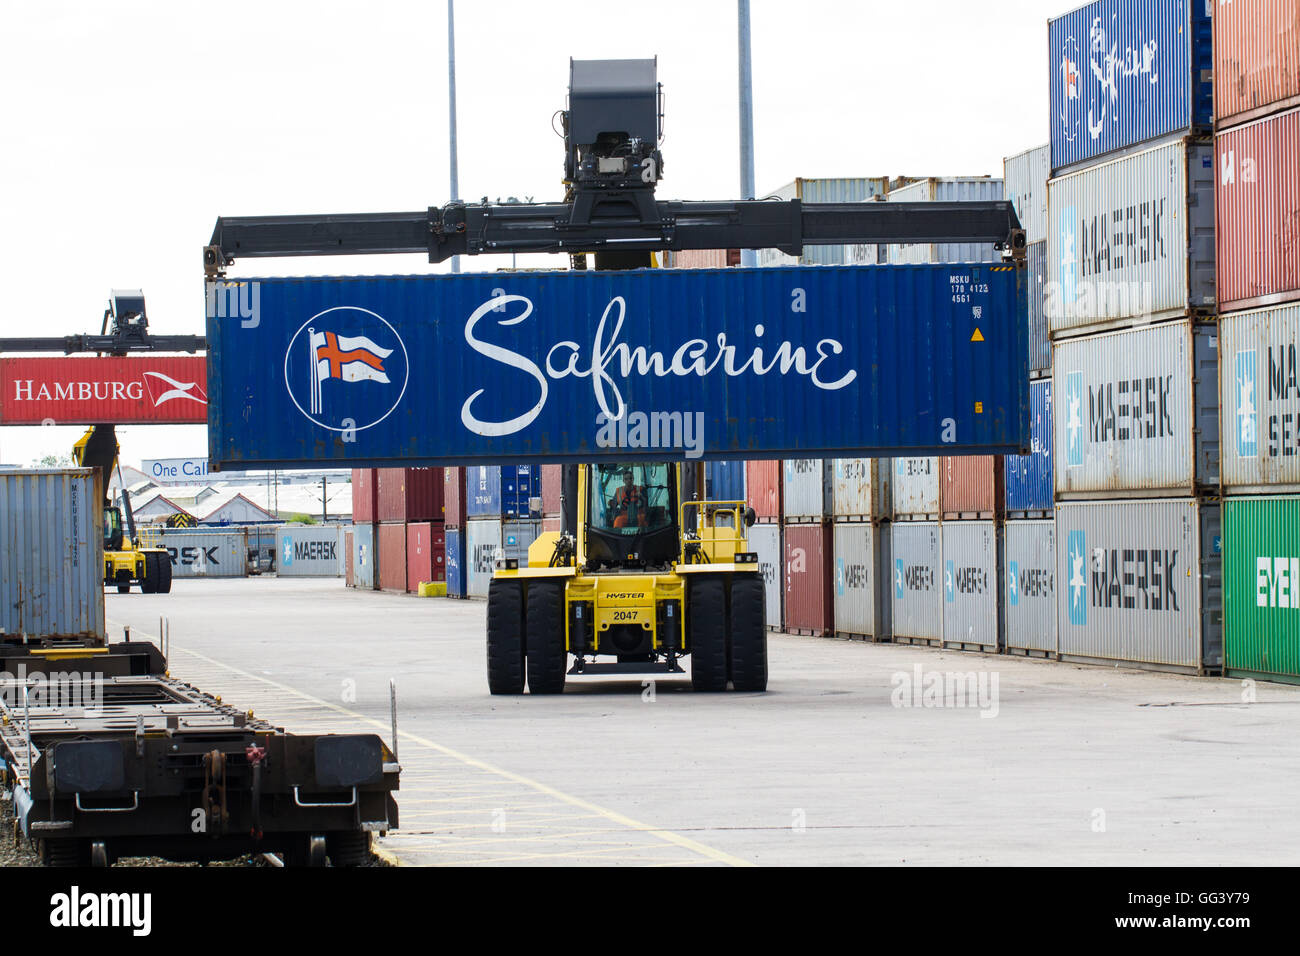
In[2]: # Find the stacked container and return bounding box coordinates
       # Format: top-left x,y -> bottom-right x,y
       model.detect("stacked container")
831,459 -> 891,641
349,468 -> 378,589
443,467 -> 467,598
464,465 -> 540,599
884,177 -> 1006,266
780,460 -> 833,635
746,458 -> 783,632
1047,0 -> 1221,675
1215,3 -> 1300,683
375,467 -> 446,594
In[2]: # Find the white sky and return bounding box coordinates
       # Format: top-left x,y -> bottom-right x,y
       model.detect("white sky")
0,0 -> 1058,470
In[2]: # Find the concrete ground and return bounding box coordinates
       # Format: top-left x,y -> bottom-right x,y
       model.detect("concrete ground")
106,577 -> 1300,867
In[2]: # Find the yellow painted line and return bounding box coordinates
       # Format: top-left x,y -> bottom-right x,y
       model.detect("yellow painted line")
116,621 -> 753,868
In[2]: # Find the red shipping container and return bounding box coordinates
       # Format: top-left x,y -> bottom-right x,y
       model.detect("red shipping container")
1217,108 -> 1300,311
444,467 -> 467,528
0,355 -> 208,424
746,460 -> 782,521
377,523 -> 407,592
542,515 -> 562,534
940,456 -> 1003,518
344,530 -> 355,587
377,467 -> 444,522
405,522 -> 447,590
351,469 -> 377,523
783,523 -> 833,636
1215,0 -> 1300,129
540,464 -> 563,515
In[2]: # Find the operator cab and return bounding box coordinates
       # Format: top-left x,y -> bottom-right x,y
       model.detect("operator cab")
585,462 -> 678,570
103,503 -> 125,552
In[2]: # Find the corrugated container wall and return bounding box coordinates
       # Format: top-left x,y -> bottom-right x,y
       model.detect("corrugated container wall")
705,460 -> 746,502
1056,498 -> 1222,673
747,522 -> 783,630
1048,0 -> 1212,174
832,458 -> 890,520
832,522 -> 890,640
466,519 -> 540,598
278,525 -> 343,577
1216,108 -> 1300,311
782,459 -> 833,521
942,521 -> 1001,649
1220,303 -> 1300,490
445,526 -> 466,598
406,522 -> 446,590
746,460 -> 781,521
1002,520 -> 1057,654
1004,144 -> 1050,245
892,457 -> 940,519
1214,0 -> 1300,129
344,529 -> 355,587
1223,495 -> 1300,681
783,523 -> 832,635
158,529 -> 248,578
351,468 -> 376,523
377,523 -> 406,592
940,456 -> 1003,518
757,178 -> 891,266
667,248 -> 732,269
540,464 -> 562,515
891,522 -> 942,643
351,523 -> 376,590
885,178 -> 1005,264
1047,139 -> 1216,336
466,465 -> 538,519
1005,378 -> 1054,515
1,469 -> 104,640
1027,241 -> 1051,376
444,466 -> 466,528
1053,321 -> 1219,496
376,467 -> 444,523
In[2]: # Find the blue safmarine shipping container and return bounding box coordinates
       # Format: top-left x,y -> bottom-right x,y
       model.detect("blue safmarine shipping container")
1048,0 -> 1212,174
705,460 -> 746,502
445,526 -> 466,598
207,265 -> 1029,468
1004,379 -> 1053,515
465,464 -> 537,518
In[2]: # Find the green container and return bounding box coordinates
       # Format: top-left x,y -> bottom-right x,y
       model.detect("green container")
1225,496 -> 1300,683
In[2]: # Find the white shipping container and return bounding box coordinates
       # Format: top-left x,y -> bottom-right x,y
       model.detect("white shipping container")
1003,520 -> 1057,654
832,458 -> 890,519
1220,303 -> 1300,491
1053,321 -> 1219,496
1056,499 -> 1222,673
942,522 -> 1000,649
758,178 -> 890,266
890,522 -> 942,644
278,525 -> 344,577
466,519 -> 541,598
747,522 -> 783,630
892,457 -> 939,518
782,459 -> 832,521
886,177 -> 1005,265
1004,144 -> 1050,246
1047,139 -> 1216,336
158,529 -> 249,578
832,522 -> 889,640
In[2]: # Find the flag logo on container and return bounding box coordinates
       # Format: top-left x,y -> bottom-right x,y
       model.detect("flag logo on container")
284,307 -> 409,433
1236,349 -> 1257,458
1066,530 -> 1087,627
894,559 -> 904,600
1065,371 -> 1084,467
1008,560 -> 1019,607
944,560 -> 954,603
835,558 -> 845,597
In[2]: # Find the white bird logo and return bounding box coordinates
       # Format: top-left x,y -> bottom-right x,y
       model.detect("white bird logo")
143,371 -> 207,407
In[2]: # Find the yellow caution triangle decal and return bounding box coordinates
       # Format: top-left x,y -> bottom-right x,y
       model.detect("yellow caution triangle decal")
970,328 -> 984,342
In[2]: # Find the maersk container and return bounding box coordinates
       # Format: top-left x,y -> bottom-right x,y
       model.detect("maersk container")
466,518 -> 541,599
831,457 -> 890,520
940,456 -> 1003,518
1048,0 -> 1213,174
890,521 -> 942,645
1047,139 -> 1216,336
207,266 -> 1031,467
376,467 -> 444,523
1,468 -> 104,641
832,521 -> 890,641
1003,520 -> 1057,655
1214,0 -> 1300,129
1027,241 -> 1050,377
746,460 -> 781,522
466,465 -> 537,519
1217,108 -> 1300,312
445,526 -> 466,598
747,522 -> 783,630
1053,321 -> 1219,497
159,529 -> 248,579
705,460 -> 745,503
1223,495 -> 1300,682
1004,144 -> 1050,245
885,178 -> 1005,265
782,459 -> 833,522
278,525 -> 343,577
1005,378 -> 1054,515
1056,498 -> 1222,674
351,468 -> 376,523
783,523 -> 832,636
942,521 -> 1001,650
351,523 -> 376,590
1220,303 -> 1300,491
892,457 -> 939,520
758,177 -> 891,266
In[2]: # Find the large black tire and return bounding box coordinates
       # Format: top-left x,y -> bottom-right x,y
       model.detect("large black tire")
326,830 -> 371,866
526,582 -> 567,694
728,574 -> 768,692
154,552 -> 173,594
486,579 -> 525,695
688,576 -> 728,692
116,584 -> 131,594
140,556 -> 157,594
